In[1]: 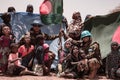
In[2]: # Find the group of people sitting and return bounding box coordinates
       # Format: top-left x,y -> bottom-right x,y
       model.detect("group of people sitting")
0,20 -> 56,76
0,10 -> 120,79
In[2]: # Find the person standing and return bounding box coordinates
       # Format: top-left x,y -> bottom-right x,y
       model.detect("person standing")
67,12 -> 84,40
0,25 -> 14,74
1,12 -> 12,30
0,13 -> 15,41
26,4 -> 34,13
7,6 -> 16,12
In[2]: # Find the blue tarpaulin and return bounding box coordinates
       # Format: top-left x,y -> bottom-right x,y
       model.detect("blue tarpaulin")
0,12 -> 66,69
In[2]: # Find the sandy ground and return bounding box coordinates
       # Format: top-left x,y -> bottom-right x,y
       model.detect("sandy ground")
0,76 -> 73,80
0,72 -> 108,80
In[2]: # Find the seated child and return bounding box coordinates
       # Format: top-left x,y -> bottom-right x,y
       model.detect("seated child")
60,45 -> 84,79
7,43 -> 38,76
42,43 -> 55,75
57,38 -> 72,76
7,43 -> 27,76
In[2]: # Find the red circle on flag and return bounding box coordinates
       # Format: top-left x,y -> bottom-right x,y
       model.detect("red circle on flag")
40,0 -> 52,15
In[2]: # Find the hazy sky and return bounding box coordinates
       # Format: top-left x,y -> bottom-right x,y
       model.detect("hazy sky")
0,0 -> 120,23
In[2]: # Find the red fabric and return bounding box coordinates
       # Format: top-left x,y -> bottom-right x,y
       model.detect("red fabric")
0,36 -> 10,48
18,45 -> 34,57
112,26 -> 120,44
44,53 -> 49,62
40,0 -> 52,15
0,54 -> 2,59
43,43 -> 49,50
8,53 -> 21,66
59,51 -> 65,63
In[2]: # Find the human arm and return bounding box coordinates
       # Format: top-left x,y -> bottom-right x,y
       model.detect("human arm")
44,33 -> 59,40
8,57 -> 21,63
8,54 -> 21,63
85,42 -> 101,60
59,53 -> 71,63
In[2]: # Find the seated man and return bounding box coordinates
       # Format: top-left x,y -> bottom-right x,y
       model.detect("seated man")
80,30 -> 102,79
106,42 -> 120,79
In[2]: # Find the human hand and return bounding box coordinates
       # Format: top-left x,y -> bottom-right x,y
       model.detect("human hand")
59,28 -> 64,36
18,58 -> 22,60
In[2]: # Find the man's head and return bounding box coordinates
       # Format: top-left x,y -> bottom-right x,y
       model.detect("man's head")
26,4 -> 34,13
72,11 -> 82,21
111,41 -> 119,51
10,43 -> 19,53
7,6 -> 16,12
36,34 -> 45,45
2,24 -> 11,35
1,12 -> 11,23
31,20 -> 43,27
81,30 -> 92,42
84,14 -> 92,21
31,20 -> 44,32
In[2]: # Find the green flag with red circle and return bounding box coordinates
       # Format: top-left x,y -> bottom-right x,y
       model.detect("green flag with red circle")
40,0 -> 63,25
84,11 -> 120,59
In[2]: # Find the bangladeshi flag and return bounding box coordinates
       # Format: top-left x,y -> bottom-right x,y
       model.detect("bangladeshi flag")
84,11 -> 120,59
40,0 -> 63,25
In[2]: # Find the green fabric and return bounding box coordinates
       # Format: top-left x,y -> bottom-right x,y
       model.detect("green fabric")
41,0 -> 63,25
84,11 -> 120,59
